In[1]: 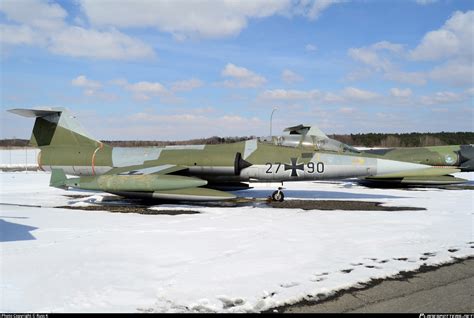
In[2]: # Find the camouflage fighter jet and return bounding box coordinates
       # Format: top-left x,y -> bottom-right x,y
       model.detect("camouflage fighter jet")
281,124 -> 473,186
9,108 -> 445,201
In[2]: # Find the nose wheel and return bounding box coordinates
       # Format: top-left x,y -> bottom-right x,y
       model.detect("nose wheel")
271,187 -> 285,202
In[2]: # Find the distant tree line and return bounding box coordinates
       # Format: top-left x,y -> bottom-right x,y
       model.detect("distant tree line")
329,132 -> 474,148
103,136 -> 254,147
0,139 -> 30,147
1,132 -> 473,148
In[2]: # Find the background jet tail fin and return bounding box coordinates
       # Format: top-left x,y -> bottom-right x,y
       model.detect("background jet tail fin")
307,126 -> 329,140
50,168 -> 68,189
8,107 -> 101,148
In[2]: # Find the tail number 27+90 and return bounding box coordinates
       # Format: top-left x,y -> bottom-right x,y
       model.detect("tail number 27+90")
265,162 -> 324,174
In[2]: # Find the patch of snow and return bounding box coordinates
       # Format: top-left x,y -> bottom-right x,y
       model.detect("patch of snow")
0,171 -> 472,312
0,148 -> 40,168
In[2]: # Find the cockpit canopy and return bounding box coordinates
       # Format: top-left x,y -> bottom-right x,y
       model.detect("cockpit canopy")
259,124 -> 360,154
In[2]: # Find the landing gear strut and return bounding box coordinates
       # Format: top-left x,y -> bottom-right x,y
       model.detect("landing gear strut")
271,187 -> 285,202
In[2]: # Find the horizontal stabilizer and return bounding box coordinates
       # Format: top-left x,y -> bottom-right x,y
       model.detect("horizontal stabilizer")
50,168 -> 68,189
8,108 -> 63,118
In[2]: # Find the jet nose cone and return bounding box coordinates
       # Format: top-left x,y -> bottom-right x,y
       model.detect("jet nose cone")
374,158 -> 431,177
459,145 -> 474,172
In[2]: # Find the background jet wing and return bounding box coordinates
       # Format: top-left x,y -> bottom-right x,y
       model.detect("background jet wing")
369,167 -> 460,178
362,175 -> 467,185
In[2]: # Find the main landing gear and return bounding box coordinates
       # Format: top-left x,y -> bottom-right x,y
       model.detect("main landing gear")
271,187 -> 285,202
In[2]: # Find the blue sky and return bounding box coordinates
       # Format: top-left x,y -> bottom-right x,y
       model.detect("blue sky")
1,0 -> 473,140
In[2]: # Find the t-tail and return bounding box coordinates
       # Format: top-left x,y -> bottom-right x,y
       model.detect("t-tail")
8,108 -> 101,148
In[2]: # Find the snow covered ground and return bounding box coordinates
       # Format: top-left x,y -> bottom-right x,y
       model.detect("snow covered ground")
0,171 -> 473,313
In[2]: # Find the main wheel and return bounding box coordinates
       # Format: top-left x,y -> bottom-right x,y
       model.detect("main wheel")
271,190 -> 285,202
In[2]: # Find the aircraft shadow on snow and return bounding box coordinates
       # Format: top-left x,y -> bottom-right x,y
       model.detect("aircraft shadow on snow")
0,218 -> 38,242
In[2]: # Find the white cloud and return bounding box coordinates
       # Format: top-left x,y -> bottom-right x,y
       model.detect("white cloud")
342,87 -> 379,100
258,86 -> 379,103
292,0 -> 340,20
415,0 -> 437,5
0,0 -> 339,59
429,59 -> 474,87
410,11 -> 474,61
124,81 -> 168,101
72,75 -> 102,90
431,107 -> 449,113
348,40 -> 430,86
78,0 -> 338,39
259,89 -> 320,100
71,75 -> 118,101
109,78 -> 128,86
110,111 -> 265,139
49,27 -> 155,60
345,68 -> 373,82
281,69 -> 304,83
348,47 -> 389,71
221,63 -> 267,88
384,71 -> 427,85
371,41 -> 404,53
170,79 -> 203,92
0,0 -> 66,30
191,107 -> 215,114
408,11 -> 474,87
112,77 -> 203,100
348,12 -> 473,88
390,88 -> 412,98
322,92 -> 344,103
420,91 -> 465,105
386,89 -> 468,107
0,24 -> 41,46
112,78 -> 166,100
0,0 -> 155,60
348,41 -> 403,71
305,44 -> 317,52
79,0 -> 288,38
338,107 -> 355,114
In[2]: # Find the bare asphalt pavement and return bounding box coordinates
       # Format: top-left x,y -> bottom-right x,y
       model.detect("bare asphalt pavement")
277,257 -> 473,313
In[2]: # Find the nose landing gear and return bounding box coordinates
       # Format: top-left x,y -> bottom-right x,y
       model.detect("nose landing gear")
271,187 -> 285,202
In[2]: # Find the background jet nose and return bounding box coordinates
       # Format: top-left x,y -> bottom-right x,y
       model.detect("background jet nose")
459,145 -> 474,172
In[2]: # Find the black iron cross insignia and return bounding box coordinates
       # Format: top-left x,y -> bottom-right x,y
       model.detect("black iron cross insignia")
284,157 -> 304,177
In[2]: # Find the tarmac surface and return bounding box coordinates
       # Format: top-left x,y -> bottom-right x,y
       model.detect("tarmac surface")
275,257 -> 473,313
57,196 -> 427,213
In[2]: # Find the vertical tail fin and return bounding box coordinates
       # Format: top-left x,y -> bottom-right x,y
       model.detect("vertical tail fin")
8,107 -> 101,147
